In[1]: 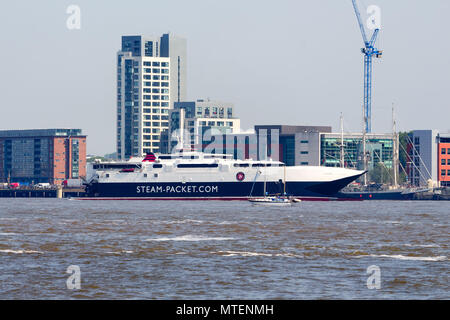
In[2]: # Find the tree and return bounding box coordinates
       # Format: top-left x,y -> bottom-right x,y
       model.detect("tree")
369,163 -> 393,184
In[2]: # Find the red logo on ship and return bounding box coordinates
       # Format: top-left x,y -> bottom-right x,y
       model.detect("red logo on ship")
236,172 -> 245,181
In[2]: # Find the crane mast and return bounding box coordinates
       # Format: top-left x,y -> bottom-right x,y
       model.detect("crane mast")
351,0 -> 382,133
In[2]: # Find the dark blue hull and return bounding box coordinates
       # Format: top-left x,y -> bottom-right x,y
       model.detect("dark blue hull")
83,174 -> 363,200
336,190 -> 412,200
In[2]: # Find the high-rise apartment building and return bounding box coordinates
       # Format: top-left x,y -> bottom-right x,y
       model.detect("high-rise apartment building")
160,33 -> 187,106
117,34 -> 186,159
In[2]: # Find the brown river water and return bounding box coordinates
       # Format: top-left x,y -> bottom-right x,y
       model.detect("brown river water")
0,199 -> 448,299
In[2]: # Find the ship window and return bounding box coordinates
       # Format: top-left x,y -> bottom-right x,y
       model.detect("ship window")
154,173 -> 158,178
105,174 -> 109,178
153,164 -> 163,168
233,163 -> 249,167
177,163 -> 219,168
144,173 -> 147,177
252,163 -> 265,167
93,164 -> 141,170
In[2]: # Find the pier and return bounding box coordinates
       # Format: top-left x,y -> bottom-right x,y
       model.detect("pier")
0,188 -> 86,198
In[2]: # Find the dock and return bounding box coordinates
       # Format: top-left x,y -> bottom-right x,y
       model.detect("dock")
0,188 -> 86,198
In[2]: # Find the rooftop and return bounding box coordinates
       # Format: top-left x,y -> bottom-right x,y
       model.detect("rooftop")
0,129 -> 85,138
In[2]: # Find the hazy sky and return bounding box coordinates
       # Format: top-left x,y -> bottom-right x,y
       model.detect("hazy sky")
0,0 -> 449,155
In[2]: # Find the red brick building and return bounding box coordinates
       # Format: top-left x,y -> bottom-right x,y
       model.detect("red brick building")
438,140 -> 450,187
0,129 -> 86,185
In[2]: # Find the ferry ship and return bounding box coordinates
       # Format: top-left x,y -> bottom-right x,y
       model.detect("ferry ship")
81,151 -> 366,200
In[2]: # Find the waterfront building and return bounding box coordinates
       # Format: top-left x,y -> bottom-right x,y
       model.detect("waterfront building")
252,127 -> 397,185
161,99 -> 240,153
406,130 -> 439,187
117,33 -> 186,159
438,133 -> 450,187
407,130 -> 450,187
0,129 -> 86,185
320,133 -> 395,171
254,125 -> 332,165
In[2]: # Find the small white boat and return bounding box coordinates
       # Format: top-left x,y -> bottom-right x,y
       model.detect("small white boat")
248,166 -> 301,206
248,196 -> 296,206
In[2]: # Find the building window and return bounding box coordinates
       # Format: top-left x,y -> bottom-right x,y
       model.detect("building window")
442,159 -> 446,165
442,148 -> 446,155
300,151 -> 309,155
300,140 -> 309,144
300,162 -> 309,165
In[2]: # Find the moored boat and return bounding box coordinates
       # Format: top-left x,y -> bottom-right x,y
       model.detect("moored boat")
248,196 -> 293,206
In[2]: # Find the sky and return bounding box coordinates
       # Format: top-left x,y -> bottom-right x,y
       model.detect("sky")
0,0 -> 449,155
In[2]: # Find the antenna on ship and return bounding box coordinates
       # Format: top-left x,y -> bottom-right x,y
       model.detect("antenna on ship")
362,104 -> 368,186
392,103 -> 399,188
340,112 -> 345,168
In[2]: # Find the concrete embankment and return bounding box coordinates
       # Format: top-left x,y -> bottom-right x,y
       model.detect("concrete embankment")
0,188 -> 86,198
410,188 -> 450,200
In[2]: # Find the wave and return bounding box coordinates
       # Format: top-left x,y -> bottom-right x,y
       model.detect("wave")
144,235 -> 235,242
0,249 -> 43,254
154,219 -> 205,225
354,254 -> 446,262
403,243 -> 441,248
105,250 -> 134,254
213,250 -> 300,258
